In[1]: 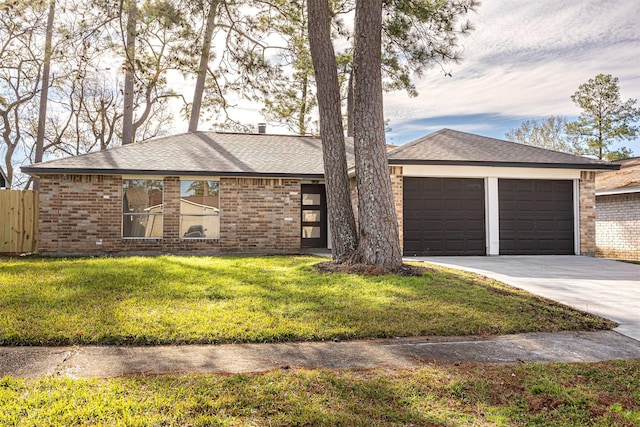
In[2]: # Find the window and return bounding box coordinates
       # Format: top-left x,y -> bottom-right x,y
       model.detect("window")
123,179 -> 163,238
180,180 -> 220,239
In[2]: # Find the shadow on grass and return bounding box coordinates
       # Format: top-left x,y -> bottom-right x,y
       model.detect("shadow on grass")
0,255 -> 614,346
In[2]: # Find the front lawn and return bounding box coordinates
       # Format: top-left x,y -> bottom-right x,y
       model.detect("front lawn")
2,360 -> 639,426
0,255 -> 614,345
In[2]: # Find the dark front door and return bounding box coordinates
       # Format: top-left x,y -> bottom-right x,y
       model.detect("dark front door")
403,177 -> 486,256
301,184 -> 327,248
499,179 -> 574,255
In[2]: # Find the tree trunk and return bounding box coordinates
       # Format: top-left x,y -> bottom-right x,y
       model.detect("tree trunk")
33,0 -> 55,190
346,71 -> 353,137
351,0 -> 402,269
121,0 -> 137,145
188,0 -> 220,133
299,73 -> 308,135
307,0 -> 358,263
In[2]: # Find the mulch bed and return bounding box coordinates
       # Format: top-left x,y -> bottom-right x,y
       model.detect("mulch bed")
314,261 -> 430,277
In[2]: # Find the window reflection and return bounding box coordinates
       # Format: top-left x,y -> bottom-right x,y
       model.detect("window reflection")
302,193 -> 321,206
123,179 -> 163,238
180,180 -> 220,239
302,226 -> 321,239
302,210 -> 321,222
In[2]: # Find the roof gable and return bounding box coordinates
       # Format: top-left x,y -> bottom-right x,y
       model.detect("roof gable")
388,129 -> 618,170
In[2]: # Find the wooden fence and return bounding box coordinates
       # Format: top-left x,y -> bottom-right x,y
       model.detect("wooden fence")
0,190 -> 38,255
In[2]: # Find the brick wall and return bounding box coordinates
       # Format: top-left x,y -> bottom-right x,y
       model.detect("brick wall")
579,171 -> 596,256
219,177 -> 301,251
39,175 -> 122,254
389,166 -> 403,251
596,192 -> 640,261
38,174 -> 302,255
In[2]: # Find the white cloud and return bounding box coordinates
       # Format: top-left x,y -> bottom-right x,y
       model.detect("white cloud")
384,0 -> 640,143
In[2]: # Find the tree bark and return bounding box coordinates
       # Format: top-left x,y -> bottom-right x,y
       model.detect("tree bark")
121,0 -> 137,145
307,0 -> 358,263
351,0 -> 402,269
33,0 -> 55,190
346,71 -> 354,137
188,0 -> 220,133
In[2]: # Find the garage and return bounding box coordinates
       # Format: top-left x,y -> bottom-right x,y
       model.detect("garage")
404,177 -> 486,256
499,179 -> 574,255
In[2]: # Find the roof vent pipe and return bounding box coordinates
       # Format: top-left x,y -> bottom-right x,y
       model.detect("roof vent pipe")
257,123 -> 267,134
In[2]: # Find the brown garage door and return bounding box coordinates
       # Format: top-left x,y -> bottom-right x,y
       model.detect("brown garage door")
499,179 -> 574,255
404,177 -> 486,256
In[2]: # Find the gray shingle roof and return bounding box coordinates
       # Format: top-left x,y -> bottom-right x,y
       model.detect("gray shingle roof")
23,128 -> 618,178
387,129 -> 618,170
23,132 -> 354,178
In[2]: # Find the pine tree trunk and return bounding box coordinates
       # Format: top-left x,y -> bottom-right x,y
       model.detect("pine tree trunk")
351,0 -> 402,269
33,0 -> 55,190
188,0 -> 220,133
307,0 -> 358,263
121,0 -> 136,145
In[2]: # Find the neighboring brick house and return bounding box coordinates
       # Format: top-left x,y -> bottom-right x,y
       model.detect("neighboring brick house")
595,157 -> 640,261
22,129 -> 617,256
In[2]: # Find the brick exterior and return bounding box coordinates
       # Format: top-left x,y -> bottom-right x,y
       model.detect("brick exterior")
389,166 -> 403,252
38,175 -> 301,255
37,168 -> 597,257
219,177 -> 301,251
596,192 -> 640,261
579,171 -> 596,256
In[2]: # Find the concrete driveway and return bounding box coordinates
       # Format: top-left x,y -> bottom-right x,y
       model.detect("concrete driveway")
412,256 -> 640,341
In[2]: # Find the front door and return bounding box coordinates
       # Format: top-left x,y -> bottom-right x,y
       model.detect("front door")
300,184 -> 327,248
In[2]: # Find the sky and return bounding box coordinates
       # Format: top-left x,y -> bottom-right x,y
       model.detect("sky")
171,0 -> 640,149
382,0 -> 640,147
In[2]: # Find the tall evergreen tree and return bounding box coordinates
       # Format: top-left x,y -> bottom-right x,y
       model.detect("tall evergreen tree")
350,0 -> 402,269
567,73 -> 640,160
307,0 -> 358,263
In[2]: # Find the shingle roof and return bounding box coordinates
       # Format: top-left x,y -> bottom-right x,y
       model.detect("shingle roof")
22,128 -> 618,178
596,157 -> 640,194
23,132 -> 354,178
387,128 -> 618,170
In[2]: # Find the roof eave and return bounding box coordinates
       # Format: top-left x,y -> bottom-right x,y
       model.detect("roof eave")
20,167 -> 326,179
387,159 -> 620,170
596,186 -> 640,196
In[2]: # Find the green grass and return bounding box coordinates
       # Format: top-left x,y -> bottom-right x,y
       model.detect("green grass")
0,255 -> 614,345
2,360 -> 639,426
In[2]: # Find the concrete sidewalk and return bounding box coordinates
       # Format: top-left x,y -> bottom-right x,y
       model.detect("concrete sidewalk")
2,330 -> 640,379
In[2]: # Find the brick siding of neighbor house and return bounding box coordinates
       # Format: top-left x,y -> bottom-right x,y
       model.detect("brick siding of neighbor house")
38,174 -> 302,255
579,171 -> 597,256
596,193 -> 640,261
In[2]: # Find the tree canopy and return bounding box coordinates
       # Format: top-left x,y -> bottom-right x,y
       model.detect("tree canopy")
506,74 -> 640,161
505,116 -> 583,155
1,0 -> 478,191
567,73 -> 640,160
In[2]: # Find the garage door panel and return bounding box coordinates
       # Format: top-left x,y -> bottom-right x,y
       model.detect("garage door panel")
499,179 -> 574,255
403,177 -> 486,256
556,220 -> 574,231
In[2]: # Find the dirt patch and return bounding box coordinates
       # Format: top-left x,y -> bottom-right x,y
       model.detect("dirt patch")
314,261 -> 430,277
